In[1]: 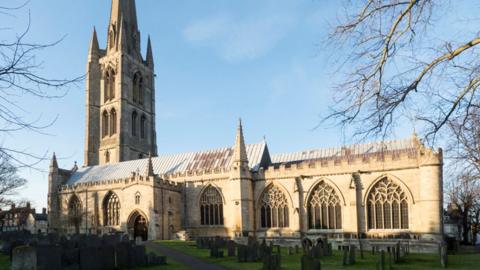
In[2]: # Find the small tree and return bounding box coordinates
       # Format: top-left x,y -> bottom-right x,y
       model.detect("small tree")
0,154 -> 27,208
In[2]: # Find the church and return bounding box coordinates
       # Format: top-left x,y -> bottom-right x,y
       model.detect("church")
47,0 -> 443,246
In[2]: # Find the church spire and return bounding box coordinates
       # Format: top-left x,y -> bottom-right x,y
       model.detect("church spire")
146,35 -> 154,68
233,118 -> 249,166
88,27 -> 100,59
50,152 -> 58,169
108,0 -> 140,56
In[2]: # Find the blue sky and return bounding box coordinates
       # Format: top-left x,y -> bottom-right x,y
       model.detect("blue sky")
3,0 -> 475,209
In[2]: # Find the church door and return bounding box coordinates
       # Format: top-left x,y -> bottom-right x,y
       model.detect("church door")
133,215 -> 148,241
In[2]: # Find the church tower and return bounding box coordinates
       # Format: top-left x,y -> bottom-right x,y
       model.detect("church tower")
84,0 -> 157,166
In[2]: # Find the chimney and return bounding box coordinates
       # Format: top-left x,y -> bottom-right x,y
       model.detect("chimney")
26,202 -> 31,209
42,208 -> 46,214
11,204 -> 15,210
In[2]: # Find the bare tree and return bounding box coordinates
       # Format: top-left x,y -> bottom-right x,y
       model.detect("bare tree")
446,172 -> 480,244
446,110 -> 480,244
325,0 -> 480,142
0,2 -> 82,168
0,153 -> 27,208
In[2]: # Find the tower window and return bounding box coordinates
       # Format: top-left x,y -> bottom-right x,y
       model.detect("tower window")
102,110 -> 109,138
132,111 -> 138,136
104,69 -> 115,102
133,72 -> 143,104
110,108 -> 117,135
140,115 -> 146,139
105,150 -> 110,163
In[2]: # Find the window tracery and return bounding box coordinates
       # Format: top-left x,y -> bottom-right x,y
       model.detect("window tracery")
367,178 -> 409,230
200,186 -> 223,226
307,181 -> 342,229
260,185 -> 289,228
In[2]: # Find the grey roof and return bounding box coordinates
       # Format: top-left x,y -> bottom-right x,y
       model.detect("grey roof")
66,137 -> 417,185
271,138 -> 416,164
66,142 -> 268,185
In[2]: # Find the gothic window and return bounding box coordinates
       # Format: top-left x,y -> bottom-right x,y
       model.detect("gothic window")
110,108 -> 117,135
135,192 -> 141,205
102,110 -> 109,137
105,150 -> 110,163
367,178 -> 409,230
260,185 -> 289,228
68,195 -> 82,221
104,69 -> 115,102
307,181 -> 342,230
103,192 -> 120,226
200,186 -> 224,226
133,73 -> 143,104
132,111 -> 138,136
140,115 -> 146,139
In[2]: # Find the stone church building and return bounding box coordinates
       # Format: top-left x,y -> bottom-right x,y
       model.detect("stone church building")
48,0 -> 443,246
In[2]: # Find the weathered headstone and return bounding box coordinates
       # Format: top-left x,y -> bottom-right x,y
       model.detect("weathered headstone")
36,244 -> 62,270
237,244 -> 247,262
342,248 -> 348,266
79,247 -> 101,270
348,245 -> 356,265
295,245 -> 299,254
440,242 -> 448,268
227,240 -> 236,257
114,242 -> 129,269
378,250 -> 386,270
301,254 -> 321,270
12,246 -> 37,270
288,246 -> 293,255
263,253 -> 281,270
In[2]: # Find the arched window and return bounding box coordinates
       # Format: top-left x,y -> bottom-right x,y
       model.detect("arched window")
104,69 -> 115,101
68,195 -> 82,222
135,192 -> 141,205
132,111 -> 138,136
103,192 -> 120,226
109,29 -> 115,50
133,73 -> 143,104
260,185 -> 289,228
140,115 -> 146,139
367,178 -> 409,230
307,181 -> 342,230
200,186 -> 223,226
102,110 -> 109,137
105,150 -> 110,163
110,108 -> 117,135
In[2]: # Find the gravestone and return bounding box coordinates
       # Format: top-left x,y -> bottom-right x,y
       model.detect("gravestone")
288,246 -> 293,255
348,245 -> 356,265
237,244 -> 247,262
310,244 -> 323,259
295,245 -> 299,254
146,252 -> 167,266
378,250 -> 386,270
99,245 -> 115,270
36,244 -> 62,270
12,246 -> 36,270
227,240 -> 236,256
263,253 -> 281,270
61,248 -> 79,269
301,254 -> 321,270
79,247 -> 101,270
342,248 -> 348,266
114,242 -> 129,269
440,242 -> 448,268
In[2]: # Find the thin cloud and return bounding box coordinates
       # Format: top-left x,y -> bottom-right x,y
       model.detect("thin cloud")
183,13 -> 297,62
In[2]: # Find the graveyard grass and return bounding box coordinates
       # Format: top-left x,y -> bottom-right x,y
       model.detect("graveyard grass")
155,240 -> 480,270
0,253 -> 8,270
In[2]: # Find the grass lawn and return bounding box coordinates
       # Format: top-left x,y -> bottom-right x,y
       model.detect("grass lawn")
0,254 -> 9,270
156,240 -> 480,270
134,246 -> 190,270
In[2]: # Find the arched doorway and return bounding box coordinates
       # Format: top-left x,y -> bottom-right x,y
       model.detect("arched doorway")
128,210 -> 148,241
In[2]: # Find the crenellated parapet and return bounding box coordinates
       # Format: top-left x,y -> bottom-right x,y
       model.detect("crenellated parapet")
58,172 -> 182,194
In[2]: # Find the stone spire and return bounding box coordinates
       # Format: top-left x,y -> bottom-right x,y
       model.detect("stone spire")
108,0 -> 140,56
233,118 -> 248,166
88,27 -> 99,59
146,35 -> 154,68
109,0 -> 138,32
50,152 -> 58,169
145,153 -> 154,177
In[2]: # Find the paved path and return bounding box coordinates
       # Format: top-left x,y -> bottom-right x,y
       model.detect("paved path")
145,242 -> 226,270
